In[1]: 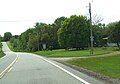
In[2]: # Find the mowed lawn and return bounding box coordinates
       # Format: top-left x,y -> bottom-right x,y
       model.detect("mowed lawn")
34,47 -> 116,57
66,55 -> 120,79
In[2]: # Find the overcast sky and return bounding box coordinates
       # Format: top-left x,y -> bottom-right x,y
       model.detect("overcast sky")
0,0 -> 120,36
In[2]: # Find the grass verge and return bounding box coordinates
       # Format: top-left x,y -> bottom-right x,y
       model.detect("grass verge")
7,41 -> 117,58
0,43 -> 5,58
7,42 -> 18,52
34,47 -> 117,57
65,55 -> 120,80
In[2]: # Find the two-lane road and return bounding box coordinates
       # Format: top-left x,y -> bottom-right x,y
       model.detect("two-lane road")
0,42 -> 17,78
0,42 -> 105,84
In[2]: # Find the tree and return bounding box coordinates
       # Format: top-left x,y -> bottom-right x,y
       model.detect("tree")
92,14 -> 104,25
15,28 -> 33,51
10,35 -> 19,48
49,17 -> 67,49
109,21 -> 120,50
54,16 -> 66,29
93,23 -> 108,47
106,22 -> 117,35
3,32 -> 12,41
0,35 -> 3,42
27,32 -> 38,52
35,23 -> 50,50
58,15 -> 89,50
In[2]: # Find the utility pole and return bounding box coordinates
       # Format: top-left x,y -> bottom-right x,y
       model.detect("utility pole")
89,2 -> 93,54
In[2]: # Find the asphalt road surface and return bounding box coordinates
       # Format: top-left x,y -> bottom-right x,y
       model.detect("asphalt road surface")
0,42 -> 105,84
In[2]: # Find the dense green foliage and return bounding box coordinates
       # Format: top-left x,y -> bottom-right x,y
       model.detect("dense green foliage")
109,21 -> 120,50
0,43 -> 5,57
0,35 -> 3,42
10,17 -> 66,52
66,55 -> 120,79
3,32 -> 12,41
93,23 -> 107,47
5,14 -> 120,52
58,15 -> 89,50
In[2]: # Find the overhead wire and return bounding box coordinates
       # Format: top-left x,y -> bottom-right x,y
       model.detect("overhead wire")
0,18 -> 55,22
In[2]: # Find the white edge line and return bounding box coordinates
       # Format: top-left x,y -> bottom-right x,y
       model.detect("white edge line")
37,56 -> 90,84
0,53 -> 19,78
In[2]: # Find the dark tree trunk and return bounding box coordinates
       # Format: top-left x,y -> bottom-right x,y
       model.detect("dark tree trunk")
116,42 -> 120,50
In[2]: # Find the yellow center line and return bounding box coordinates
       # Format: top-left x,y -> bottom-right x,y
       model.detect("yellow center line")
0,53 -> 19,79
8,67 -> 13,73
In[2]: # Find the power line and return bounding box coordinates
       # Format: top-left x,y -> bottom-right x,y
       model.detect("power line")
0,18 -> 55,22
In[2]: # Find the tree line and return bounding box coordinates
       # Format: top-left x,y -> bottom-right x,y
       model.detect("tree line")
0,15 -> 120,52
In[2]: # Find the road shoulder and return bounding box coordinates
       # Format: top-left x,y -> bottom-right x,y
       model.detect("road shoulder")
54,60 -> 120,84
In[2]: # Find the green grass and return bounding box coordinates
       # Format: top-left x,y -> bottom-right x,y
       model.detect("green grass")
7,41 -> 117,58
66,55 -> 120,79
0,43 -> 5,58
7,42 -> 18,52
0,48 -> 5,58
34,47 -> 117,57
7,42 -> 14,51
